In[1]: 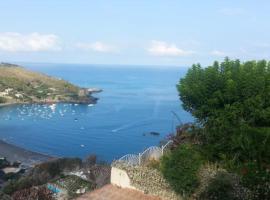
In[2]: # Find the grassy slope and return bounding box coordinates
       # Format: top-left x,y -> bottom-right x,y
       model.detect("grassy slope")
0,63 -> 93,104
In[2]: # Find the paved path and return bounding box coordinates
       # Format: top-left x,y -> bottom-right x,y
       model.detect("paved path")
76,184 -> 161,200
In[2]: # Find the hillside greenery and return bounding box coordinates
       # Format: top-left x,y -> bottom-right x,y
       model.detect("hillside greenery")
0,63 -> 93,104
160,58 -> 270,199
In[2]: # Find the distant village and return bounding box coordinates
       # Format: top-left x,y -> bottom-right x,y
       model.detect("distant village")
0,88 -> 23,100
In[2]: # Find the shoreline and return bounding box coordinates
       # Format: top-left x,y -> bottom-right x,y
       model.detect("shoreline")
0,97 -> 98,108
0,102 -> 23,108
0,89 -> 101,108
0,140 -> 55,167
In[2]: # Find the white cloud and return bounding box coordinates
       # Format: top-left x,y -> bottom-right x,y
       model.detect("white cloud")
0,32 -> 61,52
76,41 -> 115,53
147,40 -> 194,57
210,50 -> 227,57
219,8 -> 245,16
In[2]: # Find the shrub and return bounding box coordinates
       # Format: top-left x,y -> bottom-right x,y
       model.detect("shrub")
3,177 -> 34,195
3,158 -> 82,195
239,161 -> 270,200
160,144 -> 204,197
84,154 -> 97,166
0,191 -> 11,200
145,159 -> 160,170
0,96 -> 6,103
0,158 -> 9,168
199,171 -> 250,200
35,158 -> 82,177
196,163 -> 227,195
178,59 -> 270,164
12,186 -> 53,200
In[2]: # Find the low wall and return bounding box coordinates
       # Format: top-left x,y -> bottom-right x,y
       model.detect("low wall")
110,167 -> 137,190
111,163 -> 182,200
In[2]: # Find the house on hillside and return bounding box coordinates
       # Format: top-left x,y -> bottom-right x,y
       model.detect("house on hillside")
15,93 -> 23,98
5,88 -> 13,93
0,92 -> 7,97
0,88 -> 13,97
78,89 -> 88,97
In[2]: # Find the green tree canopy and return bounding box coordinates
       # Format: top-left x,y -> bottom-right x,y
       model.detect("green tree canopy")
177,58 -> 270,165
178,58 -> 270,129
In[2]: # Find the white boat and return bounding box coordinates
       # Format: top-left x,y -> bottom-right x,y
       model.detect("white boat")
49,104 -> 56,112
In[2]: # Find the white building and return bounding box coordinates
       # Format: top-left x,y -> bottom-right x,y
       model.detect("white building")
15,93 -> 23,98
4,88 -> 13,93
0,91 -> 8,97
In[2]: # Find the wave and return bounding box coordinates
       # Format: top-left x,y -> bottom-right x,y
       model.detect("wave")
111,118 -> 155,133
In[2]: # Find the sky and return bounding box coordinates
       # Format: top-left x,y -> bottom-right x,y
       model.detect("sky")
0,0 -> 269,67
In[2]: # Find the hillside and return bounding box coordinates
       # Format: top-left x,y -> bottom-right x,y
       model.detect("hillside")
0,63 -> 98,105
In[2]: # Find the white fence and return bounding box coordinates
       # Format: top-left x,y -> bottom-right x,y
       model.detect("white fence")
113,140 -> 173,166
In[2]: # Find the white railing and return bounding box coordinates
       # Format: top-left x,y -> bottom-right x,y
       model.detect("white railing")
113,140 -> 173,166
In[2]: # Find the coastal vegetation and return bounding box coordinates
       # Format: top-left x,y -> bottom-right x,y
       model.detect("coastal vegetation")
159,58 -> 270,199
0,63 -> 97,105
1,58 -> 269,199
1,157 -> 110,199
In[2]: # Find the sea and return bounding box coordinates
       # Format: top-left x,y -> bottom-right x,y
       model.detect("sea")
0,64 -> 193,162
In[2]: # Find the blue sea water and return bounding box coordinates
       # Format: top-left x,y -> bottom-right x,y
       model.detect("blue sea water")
0,64 -> 193,162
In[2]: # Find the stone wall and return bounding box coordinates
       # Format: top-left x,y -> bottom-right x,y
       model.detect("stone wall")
111,163 -> 182,200
111,167 -> 137,190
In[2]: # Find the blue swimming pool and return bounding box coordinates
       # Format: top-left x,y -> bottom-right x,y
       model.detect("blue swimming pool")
47,184 -> 62,194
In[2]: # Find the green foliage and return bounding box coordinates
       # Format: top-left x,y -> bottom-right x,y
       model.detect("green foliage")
145,159 -> 160,170
231,126 -> 270,166
0,96 -> 6,103
238,161 -> 270,200
2,158 -> 82,195
3,172 -> 21,181
0,158 -> 9,168
0,65 -> 86,104
33,158 -> 82,178
0,191 -> 11,200
160,144 -> 204,197
199,172 -> 245,200
2,177 -> 34,195
178,58 -> 270,162
178,58 -> 270,128
175,58 -> 270,198
53,175 -> 94,198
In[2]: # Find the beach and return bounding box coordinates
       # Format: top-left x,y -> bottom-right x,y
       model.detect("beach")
0,140 -> 53,167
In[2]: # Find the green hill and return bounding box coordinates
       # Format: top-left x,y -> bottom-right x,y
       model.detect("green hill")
0,63 -> 97,105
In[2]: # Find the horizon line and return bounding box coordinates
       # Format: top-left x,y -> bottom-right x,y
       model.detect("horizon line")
3,60 -> 189,69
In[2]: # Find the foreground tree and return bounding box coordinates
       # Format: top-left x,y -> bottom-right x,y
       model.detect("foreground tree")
178,58 -> 270,129
178,58 -> 270,160
175,58 -> 270,199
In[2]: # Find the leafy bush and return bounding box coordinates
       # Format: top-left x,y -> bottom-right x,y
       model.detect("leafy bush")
0,158 -> 9,168
199,172 -> 249,200
196,163 -> 227,193
12,186 -> 53,200
0,191 -> 11,200
160,144 -> 204,197
0,96 -> 6,103
145,159 -> 160,170
177,59 -> 270,198
239,161 -> 270,200
35,158 -> 82,177
3,158 -> 82,195
178,58 -> 270,160
3,177 -> 34,195
178,58 -> 270,129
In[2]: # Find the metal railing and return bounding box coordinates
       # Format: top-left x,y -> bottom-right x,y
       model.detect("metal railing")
113,140 -> 173,166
